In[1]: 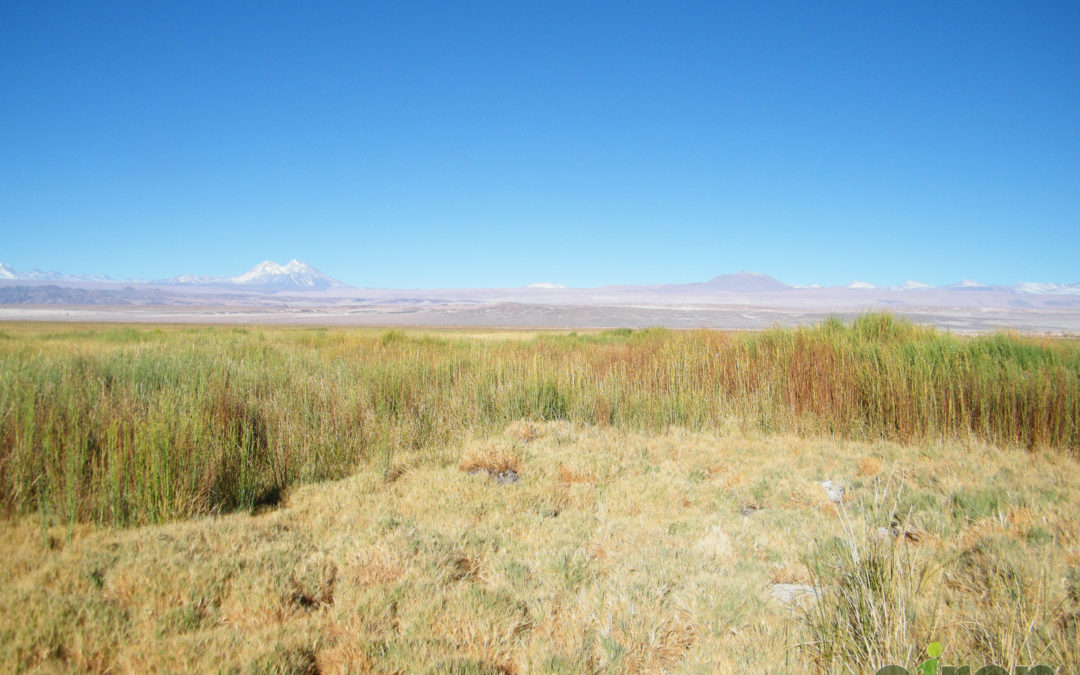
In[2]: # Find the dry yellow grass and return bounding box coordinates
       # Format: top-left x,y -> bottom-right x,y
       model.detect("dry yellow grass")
458,441 -> 522,476
2,422 -> 1079,672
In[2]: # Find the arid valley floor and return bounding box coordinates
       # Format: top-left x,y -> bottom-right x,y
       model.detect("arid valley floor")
3,302 -> 1080,335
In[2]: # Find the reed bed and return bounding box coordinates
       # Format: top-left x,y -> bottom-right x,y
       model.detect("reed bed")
0,314 -> 1077,526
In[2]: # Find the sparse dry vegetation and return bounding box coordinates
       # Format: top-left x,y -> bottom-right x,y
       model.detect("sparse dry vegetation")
1,317 -> 1078,672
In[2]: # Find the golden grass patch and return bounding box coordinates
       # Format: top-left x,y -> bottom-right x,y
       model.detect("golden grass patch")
350,546 -> 406,587
458,442 -> 521,475
857,456 -> 883,476
2,422 -> 1079,673
557,464 -> 594,484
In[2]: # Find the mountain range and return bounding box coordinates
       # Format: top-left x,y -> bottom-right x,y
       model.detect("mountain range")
0,262 -> 115,284
0,259 -> 346,291
1,261 -> 1079,308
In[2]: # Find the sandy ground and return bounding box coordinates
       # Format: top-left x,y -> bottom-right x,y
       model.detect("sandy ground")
2,302 -> 1080,334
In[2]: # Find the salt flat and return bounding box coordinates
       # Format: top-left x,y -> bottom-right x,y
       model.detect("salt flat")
2,302 -> 1079,334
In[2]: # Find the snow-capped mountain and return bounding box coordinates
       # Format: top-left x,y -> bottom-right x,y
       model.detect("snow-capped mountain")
229,260 -> 346,289
891,280 -> 932,290
526,282 -> 567,289
164,259 -> 348,290
844,281 -> 876,289
168,274 -> 216,284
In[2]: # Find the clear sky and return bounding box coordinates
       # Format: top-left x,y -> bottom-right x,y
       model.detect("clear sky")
2,2 -> 1078,288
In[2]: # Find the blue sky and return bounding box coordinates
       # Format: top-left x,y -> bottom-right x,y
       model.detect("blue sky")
2,2 -> 1078,288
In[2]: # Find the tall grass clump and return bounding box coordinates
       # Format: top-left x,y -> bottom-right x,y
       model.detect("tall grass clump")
804,476 -> 1080,673
0,315 -> 1077,526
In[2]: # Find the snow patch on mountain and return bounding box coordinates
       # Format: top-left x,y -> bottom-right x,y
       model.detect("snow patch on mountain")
891,280 -> 932,290
526,282 -> 567,289
845,281 -> 876,289
169,274 -> 215,284
163,260 -> 348,290
0,262 -> 113,282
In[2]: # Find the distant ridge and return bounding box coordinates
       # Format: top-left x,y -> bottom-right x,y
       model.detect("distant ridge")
0,261 -> 114,283
1,260 -> 1079,300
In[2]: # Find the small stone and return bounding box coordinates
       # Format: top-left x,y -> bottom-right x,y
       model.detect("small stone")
696,524 -> 734,562
740,505 -> 763,517
769,583 -> 820,605
872,526 -> 894,542
821,480 -> 846,504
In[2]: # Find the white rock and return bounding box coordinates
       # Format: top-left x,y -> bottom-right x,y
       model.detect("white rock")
821,480 -> 846,504
696,524 -> 734,562
769,584 -> 820,605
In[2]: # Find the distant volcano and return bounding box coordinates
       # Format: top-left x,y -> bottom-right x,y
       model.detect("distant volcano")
692,271 -> 791,293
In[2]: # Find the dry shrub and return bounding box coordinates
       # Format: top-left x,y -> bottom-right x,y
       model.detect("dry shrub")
289,553 -> 338,610
428,593 -> 529,671
857,456 -> 883,476
818,501 -> 839,517
459,443 -> 520,475
248,642 -> 320,675
315,642 -> 376,674
505,420 -> 542,444
381,463 -> 411,483
447,554 -> 484,583
222,583 -> 301,629
558,464 -> 594,484
1006,506 -> 1034,529
770,562 -> 809,585
351,547 -> 404,587
614,608 -> 698,673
